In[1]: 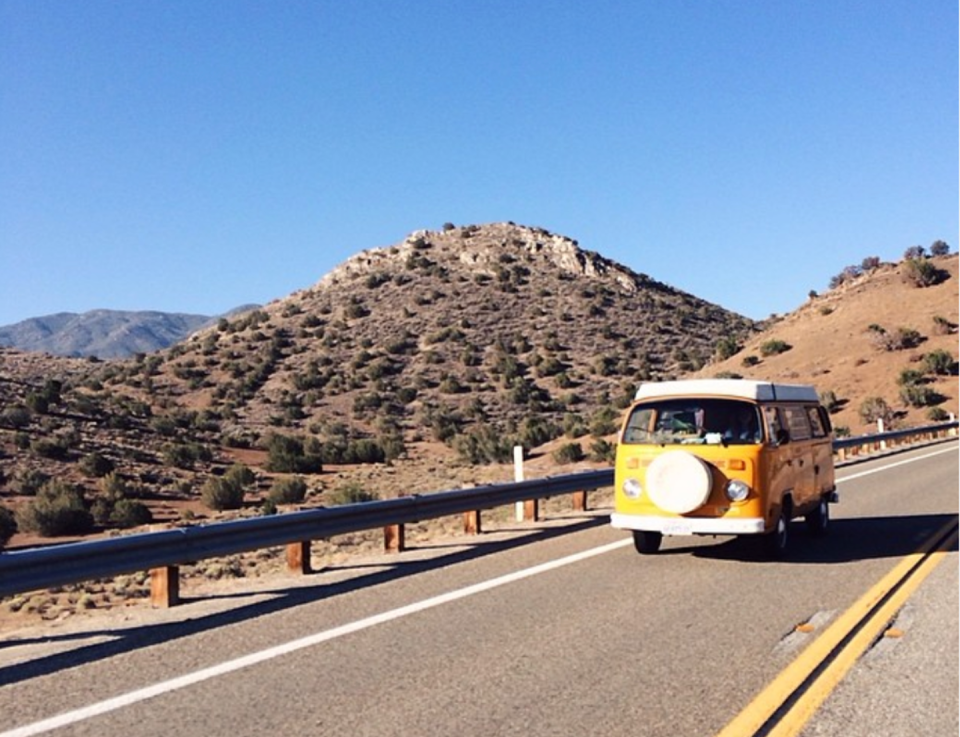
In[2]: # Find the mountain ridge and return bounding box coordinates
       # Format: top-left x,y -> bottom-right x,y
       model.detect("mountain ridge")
0,305 -> 260,359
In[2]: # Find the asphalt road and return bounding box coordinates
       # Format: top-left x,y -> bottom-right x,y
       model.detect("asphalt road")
1,441 -> 956,737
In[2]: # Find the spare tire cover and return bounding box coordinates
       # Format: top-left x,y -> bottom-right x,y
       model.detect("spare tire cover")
646,451 -> 713,514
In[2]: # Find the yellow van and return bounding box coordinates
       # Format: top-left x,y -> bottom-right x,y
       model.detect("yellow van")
612,379 -> 836,558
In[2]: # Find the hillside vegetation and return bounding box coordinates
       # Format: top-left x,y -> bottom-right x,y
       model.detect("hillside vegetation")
0,224 -> 954,553
696,253 -> 958,433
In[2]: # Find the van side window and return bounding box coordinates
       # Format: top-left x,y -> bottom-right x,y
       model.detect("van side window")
806,406 -> 827,438
763,406 -> 782,443
783,406 -> 812,441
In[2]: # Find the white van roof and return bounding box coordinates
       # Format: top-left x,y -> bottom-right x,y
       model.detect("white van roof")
634,379 -> 819,403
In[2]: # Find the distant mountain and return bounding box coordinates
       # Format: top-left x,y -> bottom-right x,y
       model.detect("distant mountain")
0,306 -> 259,359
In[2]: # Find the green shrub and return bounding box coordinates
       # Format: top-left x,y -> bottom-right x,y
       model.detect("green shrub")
0,506 -> 16,549
110,499 -> 154,528
922,349 -> 955,376
201,477 -> 245,511
80,452 -> 115,478
715,336 -> 741,360
897,369 -> 925,387
869,326 -> 922,351
30,436 -> 70,460
16,480 -> 94,536
268,476 -> 308,504
858,397 -> 894,425
741,355 -> 760,368
17,469 -> 49,496
901,258 -> 943,287
931,315 -> 955,335
518,417 -> 562,450
453,425 -> 516,465
265,434 -> 323,473
759,339 -> 791,357
927,407 -> 950,422
0,405 -> 31,429
224,463 -> 256,489
899,384 -> 940,408
563,412 -> 588,438
553,442 -> 586,464
326,482 -> 378,505
590,439 -> 616,463
589,407 -> 620,437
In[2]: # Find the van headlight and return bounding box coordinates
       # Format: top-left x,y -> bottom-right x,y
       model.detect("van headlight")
622,477 -> 643,499
725,479 -> 750,502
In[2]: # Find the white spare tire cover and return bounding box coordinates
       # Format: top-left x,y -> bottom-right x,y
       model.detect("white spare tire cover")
646,451 -> 712,514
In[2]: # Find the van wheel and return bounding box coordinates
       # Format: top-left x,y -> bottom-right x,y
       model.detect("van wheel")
633,530 -> 662,554
805,497 -> 829,537
761,509 -> 789,560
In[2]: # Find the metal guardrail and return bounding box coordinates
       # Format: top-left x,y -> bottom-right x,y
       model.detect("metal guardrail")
833,421 -> 958,459
0,421 -> 955,606
0,469 -> 613,602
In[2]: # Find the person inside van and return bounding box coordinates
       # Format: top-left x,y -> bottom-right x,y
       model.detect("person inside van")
723,405 -> 761,444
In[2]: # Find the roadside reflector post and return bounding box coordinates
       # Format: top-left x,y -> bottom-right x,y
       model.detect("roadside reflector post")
877,418 -> 887,449
514,446 -> 525,522
463,510 -> 482,535
384,523 -> 405,553
286,541 -> 312,574
150,565 -> 180,608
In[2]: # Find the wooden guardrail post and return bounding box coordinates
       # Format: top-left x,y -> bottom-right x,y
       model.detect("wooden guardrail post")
384,523 -> 405,553
463,510 -> 482,535
286,541 -> 312,574
150,565 -> 180,608
572,490 -> 587,512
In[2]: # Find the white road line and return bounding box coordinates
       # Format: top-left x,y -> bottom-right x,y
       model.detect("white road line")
4,444 -> 956,737
1,539 -> 632,737
836,446 -> 957,484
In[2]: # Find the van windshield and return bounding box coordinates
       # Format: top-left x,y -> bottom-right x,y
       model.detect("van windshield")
622,398 -> 763,446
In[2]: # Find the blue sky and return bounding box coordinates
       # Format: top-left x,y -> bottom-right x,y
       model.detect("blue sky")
1,1 -> 956,327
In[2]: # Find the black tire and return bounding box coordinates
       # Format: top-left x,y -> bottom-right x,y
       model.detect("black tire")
805,497 -> 830,537
761,507 -> 789,560
633,530 -> 663,554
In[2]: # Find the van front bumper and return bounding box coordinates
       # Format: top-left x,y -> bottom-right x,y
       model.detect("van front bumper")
610,513 -> 766,536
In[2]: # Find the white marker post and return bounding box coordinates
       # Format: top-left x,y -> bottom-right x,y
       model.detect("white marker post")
514,445 -> 525,521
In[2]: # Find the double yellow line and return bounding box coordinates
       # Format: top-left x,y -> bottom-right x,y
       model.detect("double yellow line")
717,517 -> 959,737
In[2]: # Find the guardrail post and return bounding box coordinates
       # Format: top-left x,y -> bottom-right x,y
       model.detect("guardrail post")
150,566 -> 180,608
384,523 -> 405,553
286,541 -> 312,574
523,498 -> 539,522
572,490 -> 588,512
463,510 -> 482,535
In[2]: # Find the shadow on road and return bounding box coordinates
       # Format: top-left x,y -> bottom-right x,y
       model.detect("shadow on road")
3,509 -> 956,686
0,513 -> 610,685
687,512 -> 958,562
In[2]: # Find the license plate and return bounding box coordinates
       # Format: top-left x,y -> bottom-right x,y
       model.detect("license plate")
663,519 -> 694,536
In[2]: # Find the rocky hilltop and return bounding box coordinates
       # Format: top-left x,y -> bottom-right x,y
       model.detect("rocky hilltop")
158,222 -> 755,443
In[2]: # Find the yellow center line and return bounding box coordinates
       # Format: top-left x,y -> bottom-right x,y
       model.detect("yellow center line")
716,516 -> 959,737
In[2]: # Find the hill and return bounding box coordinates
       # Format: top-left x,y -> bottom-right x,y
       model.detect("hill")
0,224 -> 954,557
695,253 -> 958,433
0,306 -> 260,359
